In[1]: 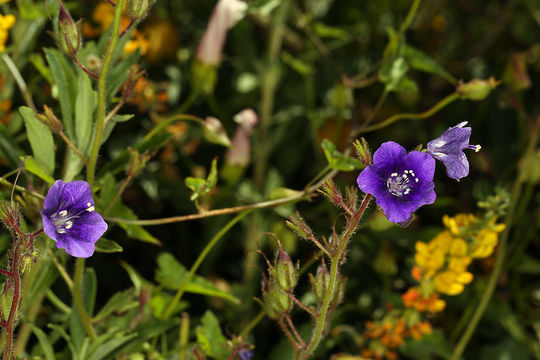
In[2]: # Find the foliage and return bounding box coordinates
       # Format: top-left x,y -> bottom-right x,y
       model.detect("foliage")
0,0 -> 539,359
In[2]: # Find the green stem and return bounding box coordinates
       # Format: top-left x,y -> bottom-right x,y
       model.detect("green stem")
86,0 -> 126,186
179,313 -> 190,360
362,89 -> 389,128
160,210 -> 253,319
73,258 -> 97,340
1,53 -> 37,112
354,92 -> 459,136
254,0 -> 290,189
400,0 -> 422,33
239,311 -> 266,338
450,122 -> 539,360
142,114 -> 204,142
299,194 -> 372,359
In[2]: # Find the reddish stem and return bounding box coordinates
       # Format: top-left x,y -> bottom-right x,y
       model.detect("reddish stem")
288,292 -> 319,318
285,313 -> 306,349
2,244 -> 21,360
0,269 -> 14,278
72,54 -> 99,79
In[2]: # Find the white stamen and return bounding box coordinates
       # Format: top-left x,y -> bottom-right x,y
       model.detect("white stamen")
475,145 -> 481,152
58,229 -> 66,234
404,189 -> 410,195
415,178 -> 419,182
65,221 -> 73,229
391,173 -> 398,177
59,210 -> 68,217
87,205 -> 95,212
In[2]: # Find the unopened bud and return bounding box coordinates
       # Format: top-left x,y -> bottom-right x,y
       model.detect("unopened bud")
353,138 -> 372,165
329,275 -> 346,308
457,77 -> 500,101
127,147 -> 151,177
286,212 -> 314,242
310,263 -> 330,303
274,242 -> 298,292
0,201 -> 21,231
56,2 -> 82,54
126,0 -> 155,20
203,117 -> 231,147
20,254 -> 33,273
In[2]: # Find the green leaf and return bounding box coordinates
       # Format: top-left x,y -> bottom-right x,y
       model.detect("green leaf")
101,114 -> 134,145
25,255 -> 58,310
20,107 -> 55,176
100,173 -> 162,246
0,128 -> 23,168
44,48 -> 76,137
47,323 -> 79,360
29,324 -> 56,360
95,238 -> 123,253
87,330 -> 137,360
392,76 -> 418,93
22,156 -> 55,184
379,56 -> 409,92
321,139 -> 364,171
403,45 -> 456,84
155,253 -> 240,304
195,311 -> 230,359
185,158 -> 219,201
313,21 -> 350,39
84,267 -> 98,316
75,71 -> 97,156
93,289 -> 138,323
281,52 -> 313,76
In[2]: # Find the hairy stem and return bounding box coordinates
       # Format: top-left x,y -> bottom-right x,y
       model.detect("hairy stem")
298,194 -> 372,359
86,0 -> 126,186
2,244 -> 21,360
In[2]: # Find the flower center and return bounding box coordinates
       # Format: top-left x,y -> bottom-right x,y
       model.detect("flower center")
51,202 -> 95,234
386,170 -> 419,197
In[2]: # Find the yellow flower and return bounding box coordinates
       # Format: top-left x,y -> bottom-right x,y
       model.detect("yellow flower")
0,13 -> 16,53
469,223 -> 505,258
443,213 -> 475,236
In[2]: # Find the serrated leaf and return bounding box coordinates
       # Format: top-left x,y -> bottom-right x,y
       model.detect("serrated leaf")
155,253 -> 240,304
321,139 -> 364,171
195,311 -> 229,359
403,45 -> 456,84
20,107 -> 55,176
22,156 -> 55,184
95,238 -> 123,253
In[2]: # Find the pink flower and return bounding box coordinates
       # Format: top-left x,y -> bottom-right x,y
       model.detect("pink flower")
226,109 -> 258,166
196,0 -> 247,65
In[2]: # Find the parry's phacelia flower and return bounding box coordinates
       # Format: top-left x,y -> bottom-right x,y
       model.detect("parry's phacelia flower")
41,180 -> 107,258
238,348 -> 253,360
427,122 -> 481,181
357,141 -> 436,224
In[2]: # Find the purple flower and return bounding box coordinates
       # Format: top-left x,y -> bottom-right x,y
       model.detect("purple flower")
357,141 -> 436,224
41,180 -> 107,258
427,122 -> 481,181
238,349 -> 253,360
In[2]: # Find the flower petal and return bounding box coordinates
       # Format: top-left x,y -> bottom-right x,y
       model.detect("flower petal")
372,141 -> 407,173
43,180 -> 66,215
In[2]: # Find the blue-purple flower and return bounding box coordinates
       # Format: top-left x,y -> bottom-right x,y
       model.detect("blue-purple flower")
238,348 -> 253,360
427,122 -> 481,181
41,180 -> 107,258
357,141 -> 436,224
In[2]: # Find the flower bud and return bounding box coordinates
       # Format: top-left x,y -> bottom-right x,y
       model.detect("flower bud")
310,262 -> 330,303
55,2 -> 82,54
329,274 -> 346,308
127,147 -> 151,178
20,254 -> 33,273
273,242 -> 298,292
353,138 -> 372,165
457,77 -> 500,101
202,117 -> 231,147
0,200 -> 21,231
126,0 -> 155,20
